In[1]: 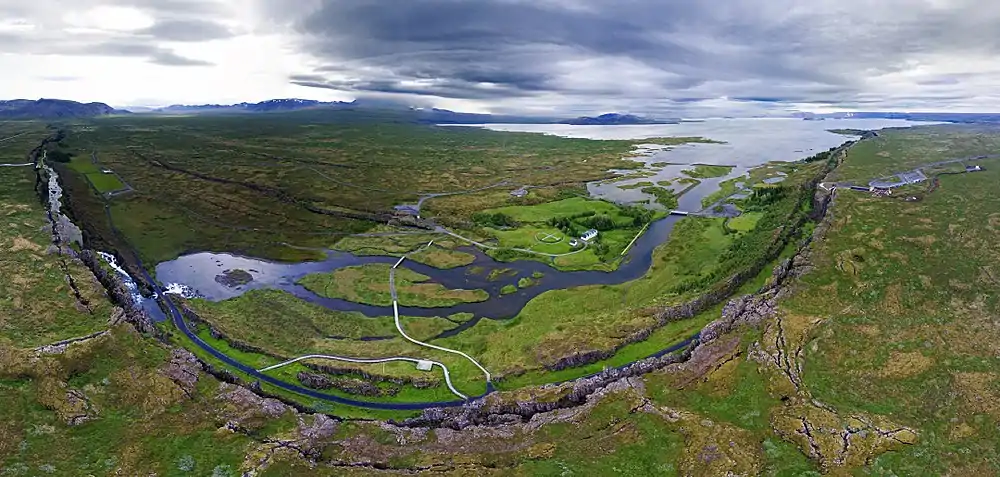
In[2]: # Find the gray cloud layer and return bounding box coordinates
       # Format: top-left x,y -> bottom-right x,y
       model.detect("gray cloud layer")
269,0 -> 1000,115
4,0 -> 1000,114
0,0 -> 231,67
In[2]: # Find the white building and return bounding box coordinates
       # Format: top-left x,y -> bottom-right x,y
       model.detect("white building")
415,360 -> 434,372
580,229 -> 599,242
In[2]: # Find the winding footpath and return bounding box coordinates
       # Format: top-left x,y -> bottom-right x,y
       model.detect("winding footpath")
390,243 -> 493,383
94,198 -> 484,410
258,354 -> 468,400
0,132 -> 28,143
154,270 -> 482,410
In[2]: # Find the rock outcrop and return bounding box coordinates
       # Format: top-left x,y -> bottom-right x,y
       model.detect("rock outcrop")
297,371 -> 395,397
78,250 -> 155,334
161,349 -> 203,398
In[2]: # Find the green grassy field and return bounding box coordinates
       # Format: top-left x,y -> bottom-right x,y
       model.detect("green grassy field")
298,263 -> 489,307
771,131 -> 1000,475
682,164 -> 734,178
476,197 -> 652,269
52,112 -> 712,268
184,288 -> 488,397
85,172 -> 126,192
330,227 -> 475,269
11,118 -> 1000,474
481,197 -> 622,222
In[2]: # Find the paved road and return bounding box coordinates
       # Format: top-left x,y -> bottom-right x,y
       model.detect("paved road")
833,153 -> 999,191
99,203 -> 483,410
0,132 -> 28,143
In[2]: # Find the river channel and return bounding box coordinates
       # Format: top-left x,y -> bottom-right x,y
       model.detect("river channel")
155,118 -> 934,328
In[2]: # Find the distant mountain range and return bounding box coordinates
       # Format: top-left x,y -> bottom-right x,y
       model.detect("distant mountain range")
559,113 -> 678,125
149,99 -> 554,124
8,97 -> 1000,125
0,99 -> 126,119
153,98 -> 349,114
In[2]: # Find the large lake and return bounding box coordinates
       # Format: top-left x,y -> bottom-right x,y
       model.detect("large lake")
466,118 -> 936,206
471,118 -> 932,164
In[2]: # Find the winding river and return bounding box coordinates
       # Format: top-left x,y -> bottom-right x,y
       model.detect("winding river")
155,118 -> 935,326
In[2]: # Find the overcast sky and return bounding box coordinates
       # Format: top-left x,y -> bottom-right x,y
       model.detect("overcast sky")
3,0 -> 1000,116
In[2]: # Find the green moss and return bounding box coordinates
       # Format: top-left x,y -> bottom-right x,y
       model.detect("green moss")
727,212 -> 763,232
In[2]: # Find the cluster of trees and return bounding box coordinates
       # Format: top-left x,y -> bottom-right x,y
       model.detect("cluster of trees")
546,205 -> 653,237
672,186 -> 805,294
620,205 -> 654,226
44,142 -> 75,163
743,185 -> 788,210
472,212 -> 517,228
547,210 -> 596,237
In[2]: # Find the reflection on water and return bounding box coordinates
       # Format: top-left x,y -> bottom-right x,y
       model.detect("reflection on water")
159,119 -> 935,324
473,118 -> 935,208
156,215 -> 684,321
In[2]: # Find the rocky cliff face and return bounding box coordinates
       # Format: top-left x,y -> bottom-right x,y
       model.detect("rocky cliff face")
78,250 -> 155,335
297,371 -> 393,397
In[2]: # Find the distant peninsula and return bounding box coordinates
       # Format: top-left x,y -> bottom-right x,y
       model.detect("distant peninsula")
560,113 -> 679,125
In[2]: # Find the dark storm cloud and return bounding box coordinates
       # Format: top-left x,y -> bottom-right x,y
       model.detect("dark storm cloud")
272,0 -> 1000,114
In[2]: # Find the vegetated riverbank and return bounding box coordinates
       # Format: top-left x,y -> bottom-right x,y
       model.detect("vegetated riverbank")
517,143 -> 850,375
399,167 -> 842,429
150,151 -> 839,403
47,114 -> 864,410
298,263 -> 489,308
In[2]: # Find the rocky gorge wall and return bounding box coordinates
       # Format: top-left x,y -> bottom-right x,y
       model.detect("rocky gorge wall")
29,132 -> 156,336
399,146 -> 849,430
540,145 -> 847,374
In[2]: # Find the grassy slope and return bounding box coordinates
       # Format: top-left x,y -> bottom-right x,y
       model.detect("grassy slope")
185,289 -> 488,397
0,125 -> 113,347
777,129 -> 1000,474
298,263 -> 488,307
0,328 -> 259,476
